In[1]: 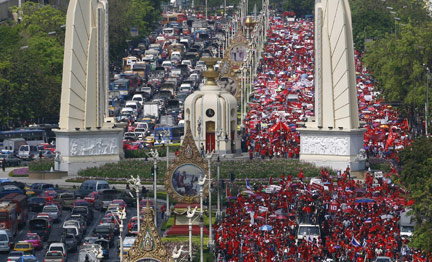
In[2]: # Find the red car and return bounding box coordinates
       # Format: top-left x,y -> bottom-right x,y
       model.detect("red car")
39,190 -> 58,202
111,199 -> 127,211
84,191 -> 99,204
23,233 -> 42,250
127,216 -> 144,232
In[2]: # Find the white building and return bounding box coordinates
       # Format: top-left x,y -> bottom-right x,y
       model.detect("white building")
183,62 -> 240,154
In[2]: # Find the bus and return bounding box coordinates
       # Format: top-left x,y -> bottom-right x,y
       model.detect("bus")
0,193 -> 27,228
161,13 -> 187,25
0,202 -> 18,238
110,79 -> 131,101
154,126 -> 184,144
0,129 -> 47,148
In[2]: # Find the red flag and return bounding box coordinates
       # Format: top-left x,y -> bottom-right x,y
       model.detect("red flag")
269,176 -> 273,185
226,186 -> 232,198
385,127 -> 394,150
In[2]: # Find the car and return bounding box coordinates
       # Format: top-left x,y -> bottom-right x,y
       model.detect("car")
13,242 -> 34,255
62,234 -> 78,252
84,191 -> 98,205
39,190 -> 58,202
0,154 -> 21,167
73,199 -> 92,208
28,197 -> 46,212
22,233 -> 42,250
25,183 -> 54,197
374,257 -> 392,262
39,150 -> 55,159
0,229 -> 11,252
28,217 -> 51,241
75,180 -> 110,198
67,214 -> 87,233
127,216 -> 144,232
62,225 -> 82,243
71,206 -> 93,221
47,243 -> 66,260
63,220 -> 83,235
17,255 -> 39,262
100,216 -> 119,235
42,204 -> 62,223
7,251 -> 24,262
83,237 -> 110,258
0,185 -> 24,198
92,223 -> 115,245
56,192 -> 75,210
43,251 -> 64,262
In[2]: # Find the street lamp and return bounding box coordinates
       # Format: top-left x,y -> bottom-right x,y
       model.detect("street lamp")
147,149 -> 159,227
172,245 -> 186,262
108,209 -> 126,262
198,174 -> 207,262
197,116 -> 202,156
160,129 -> 171,217
426,66 -> 430,136
127,175 -> 142,232
205,151 -> 214,247
186,206 -> 198,260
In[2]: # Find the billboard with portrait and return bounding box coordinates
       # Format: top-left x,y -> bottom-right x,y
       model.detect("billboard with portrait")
171,164 -> 205,197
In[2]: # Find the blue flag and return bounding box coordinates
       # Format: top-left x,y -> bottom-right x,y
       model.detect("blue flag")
351,236 -> 361,247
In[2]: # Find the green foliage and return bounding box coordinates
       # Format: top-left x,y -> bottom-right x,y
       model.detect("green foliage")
363,21 -> 432,110
399,137 -> 432,252
78,158 -> 326,180
109,0 -> 161,65
281,0 -> 314,17
28,158 -> 54,172
0,3 -> 65,127
350,0 -> 430,51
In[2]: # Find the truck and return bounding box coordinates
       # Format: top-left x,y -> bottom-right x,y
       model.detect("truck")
2,139 -> 26,154
142,102 -> 159,119
0,202 -> 18,239
400,210 -> 415,238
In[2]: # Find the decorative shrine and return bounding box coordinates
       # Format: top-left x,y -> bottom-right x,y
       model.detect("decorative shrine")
123,201 -> 171,262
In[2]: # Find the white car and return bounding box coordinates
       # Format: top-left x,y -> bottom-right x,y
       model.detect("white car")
42,204 -> 62,223
48,242 -> 67,261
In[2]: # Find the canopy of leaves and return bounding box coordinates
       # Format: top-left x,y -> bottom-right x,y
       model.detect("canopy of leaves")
280,0 -> 314,17
363,22 -> 432,110
399,137 -> 432,252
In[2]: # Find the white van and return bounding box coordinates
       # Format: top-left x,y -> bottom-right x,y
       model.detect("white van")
132,94 -> 145,106
17,145 -> 39,160
297,224 -> 320,241
0,230 -> 10,251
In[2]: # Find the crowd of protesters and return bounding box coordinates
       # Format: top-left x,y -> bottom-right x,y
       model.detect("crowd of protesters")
243,15 -> 412,160
215,169 -> 430,261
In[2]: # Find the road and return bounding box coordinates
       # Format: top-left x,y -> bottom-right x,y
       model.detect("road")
0,203 -> 162,262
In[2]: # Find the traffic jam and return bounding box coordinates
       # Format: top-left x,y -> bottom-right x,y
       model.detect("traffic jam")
111,12 -> 226,148
0,179 -> 152,262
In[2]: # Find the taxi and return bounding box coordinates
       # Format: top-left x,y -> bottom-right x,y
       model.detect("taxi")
13,241 -> 34,254
23,233 -> 42,250
144,136 -> 155,147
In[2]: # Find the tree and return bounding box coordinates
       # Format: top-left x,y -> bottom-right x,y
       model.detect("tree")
349,0 -> 430,51
399,137 -> 432,252
362,21 -> 432,124
281,0 -> 314,17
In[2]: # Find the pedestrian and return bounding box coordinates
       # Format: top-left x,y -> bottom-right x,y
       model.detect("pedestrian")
1,158 -> 5,172
200,143 -> 205,157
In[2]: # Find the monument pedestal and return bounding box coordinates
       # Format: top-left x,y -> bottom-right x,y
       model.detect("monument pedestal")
299,128 -> 366,171
165,203 -> 209,236
55,128 -> 123,175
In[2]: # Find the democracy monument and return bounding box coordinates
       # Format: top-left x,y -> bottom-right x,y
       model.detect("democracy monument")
55,0 -> 123,175
299,0 -> 366,171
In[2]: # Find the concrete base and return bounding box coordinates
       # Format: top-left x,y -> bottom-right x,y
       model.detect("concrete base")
299,128 -> 366,171
54,128 -> 124,176
29,171 -> 68,180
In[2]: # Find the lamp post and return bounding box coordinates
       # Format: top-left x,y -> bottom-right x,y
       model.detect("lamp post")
127,175 -> 142,232
198,175 -> 206,262
186,206 -> 198,260
160,129 -> 171,217
148,149 -> 159,227
108,209 -> 126,262
426,66 -> 430,136
205,151 -> 214,247
198,116 -> 202,155
171,245 -> 186,262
